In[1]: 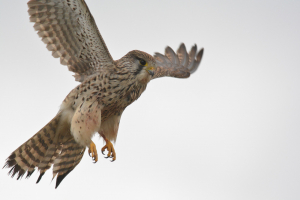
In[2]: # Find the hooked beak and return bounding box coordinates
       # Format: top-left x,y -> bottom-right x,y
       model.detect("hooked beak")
147,70 -> 154,76
146,66 -> 155,76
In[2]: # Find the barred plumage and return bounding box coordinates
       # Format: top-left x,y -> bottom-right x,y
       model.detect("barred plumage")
4,113 -> 85,188
27,0 -> 114,82
4,0 -> 204,188
153,44 -> 204,79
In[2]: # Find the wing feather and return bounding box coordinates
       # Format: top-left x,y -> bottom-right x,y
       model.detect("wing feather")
27,0 -> 114,82
165,46 -> 180,65
177,43 -> 189,68
190,48 -> 204,74
187,45 -> 197,70
152,43 -> 204,79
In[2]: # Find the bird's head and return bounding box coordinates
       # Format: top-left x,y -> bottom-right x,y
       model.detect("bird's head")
118,50 -> 157,84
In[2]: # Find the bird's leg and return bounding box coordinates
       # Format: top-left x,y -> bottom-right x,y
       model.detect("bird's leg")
100,134 -> 116,162
88,141 -> 98,163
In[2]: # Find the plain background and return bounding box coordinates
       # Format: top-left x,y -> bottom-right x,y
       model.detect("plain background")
0,0 -> 299,199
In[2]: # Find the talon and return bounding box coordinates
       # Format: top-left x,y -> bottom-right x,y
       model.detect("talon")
101,138 -> 116,161
88,141 -> 98,163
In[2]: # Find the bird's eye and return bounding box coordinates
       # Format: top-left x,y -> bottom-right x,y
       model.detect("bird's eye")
139,59 -> 147,66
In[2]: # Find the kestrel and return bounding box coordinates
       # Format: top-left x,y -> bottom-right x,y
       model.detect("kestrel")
4,0 -> 204,188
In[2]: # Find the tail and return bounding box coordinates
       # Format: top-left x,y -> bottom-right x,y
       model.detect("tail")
3,113 -> 86,188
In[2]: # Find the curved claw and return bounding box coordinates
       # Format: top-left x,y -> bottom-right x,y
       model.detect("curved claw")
101,139 -> 116,162
88,141 -> 98,163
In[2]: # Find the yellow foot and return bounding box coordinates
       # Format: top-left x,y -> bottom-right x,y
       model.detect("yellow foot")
88,141 -> 98,163
101,139 -> 116,162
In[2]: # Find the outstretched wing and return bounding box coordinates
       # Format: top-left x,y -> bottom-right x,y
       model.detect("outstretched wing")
27,0 -> 114,82
152,43 -> 204,79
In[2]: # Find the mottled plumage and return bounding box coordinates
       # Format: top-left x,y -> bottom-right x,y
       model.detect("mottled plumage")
4,0 -> 204,188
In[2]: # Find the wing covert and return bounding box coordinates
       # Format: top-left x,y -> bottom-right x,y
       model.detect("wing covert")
27,0 -> 114,82
152,43 -> 204,79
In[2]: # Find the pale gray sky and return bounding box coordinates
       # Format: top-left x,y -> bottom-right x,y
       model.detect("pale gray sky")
0,0 -> 300,200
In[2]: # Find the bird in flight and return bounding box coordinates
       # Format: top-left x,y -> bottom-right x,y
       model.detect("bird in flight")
4,0 -> 204,188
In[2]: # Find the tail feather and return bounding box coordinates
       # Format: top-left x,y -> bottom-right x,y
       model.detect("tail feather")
4,113 -> 86,188
53,139 -> 85,188
37,143 -> 63,173
4,114 -> 60,179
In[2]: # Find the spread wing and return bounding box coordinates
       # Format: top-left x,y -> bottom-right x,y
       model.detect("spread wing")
152,43 -> 204,79
27,0 -> 114,82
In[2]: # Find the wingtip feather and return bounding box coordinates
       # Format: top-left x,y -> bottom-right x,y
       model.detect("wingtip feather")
189,48 -> 204,74
165,46 -> 179,65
